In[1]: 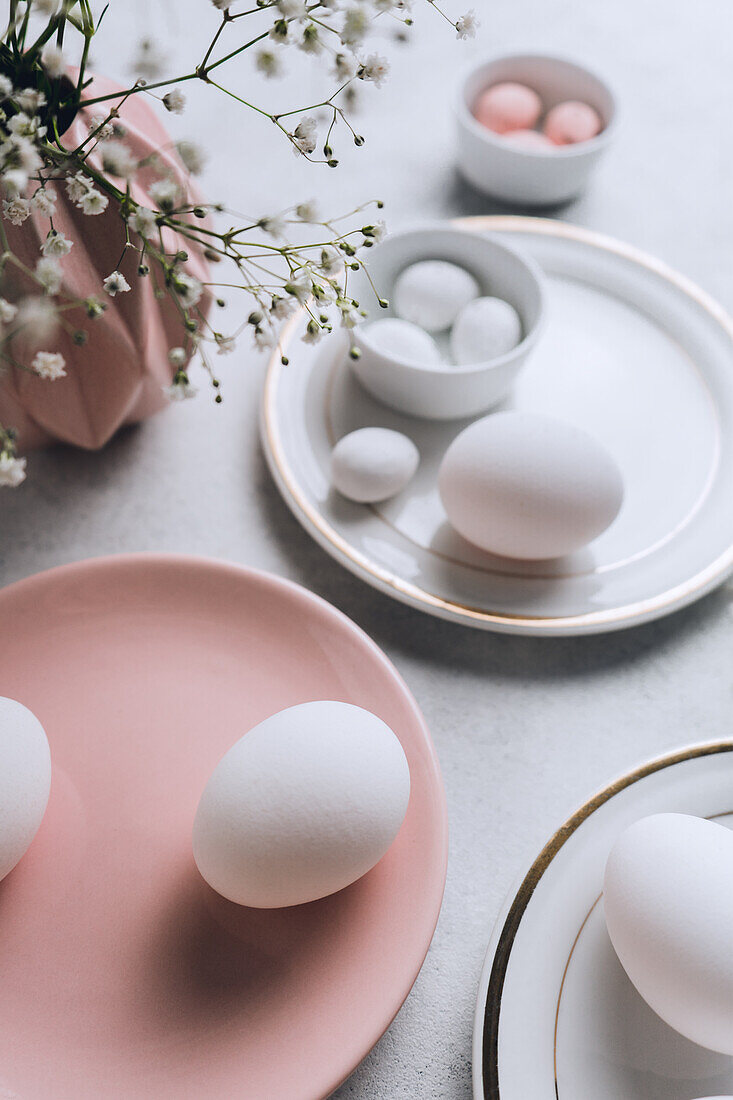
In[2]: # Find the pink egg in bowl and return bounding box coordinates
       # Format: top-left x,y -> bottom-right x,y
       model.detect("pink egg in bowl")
456,53 -> 617,206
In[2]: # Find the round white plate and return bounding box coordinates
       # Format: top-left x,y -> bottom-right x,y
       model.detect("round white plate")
261,216 -> 733,635
473,741 -> 733,1100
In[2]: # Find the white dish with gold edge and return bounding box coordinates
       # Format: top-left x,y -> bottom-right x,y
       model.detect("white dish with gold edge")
260,216 -> 733,636
473,741 -> 733,1100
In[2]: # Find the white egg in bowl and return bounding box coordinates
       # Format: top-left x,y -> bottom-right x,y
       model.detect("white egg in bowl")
349,224 -> 545,419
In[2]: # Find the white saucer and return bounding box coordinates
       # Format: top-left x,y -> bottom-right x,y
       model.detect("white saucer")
261,216 -> 733,635
472,741 -> 733,1100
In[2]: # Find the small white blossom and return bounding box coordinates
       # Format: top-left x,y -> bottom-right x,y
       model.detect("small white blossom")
284,278 -> 310,304
31,186 -> 56,215
41,230 -> 72,258
102,140 -> 137,179
42,44 -> 66,78
333,53 -> 357,81
359,54 -> 390,88
0,76 -> 12,99
277,0 -> 307,15
177,140 -> 206,175
256,50 -> 282,79
65,173 -> 89,202
32,350 -> 66,380
0,298 -> 17,324
163,375 -> 197,400
1,133 -> 42,175
366,218 -> 386,243
35,257 -> 62,294
0,452 -> 26,488
89,115 -> 114,141
79,188 -> 108,215
149,178 -> 180,212
269,20 -> 289,43
292,115 -> 318,155
455,9 -> 479,39
7,112 -> 45,139
168,347 -> 187,367
253,326 -> 277,351
298,24 -> 322,54
103,270 -> 131,296
318,246 -> 342,275
2,197 -> 30,225
162,89 -> 186,114
172,271 -> 203,309
215,334 -> 236,354
211,0 -> 234,8
271,295 -> 297,320
14,89 -> 45,113
128,206 -> 157,236
16,296 -> 57,340
302,319 -> 327,345
1,169 -> 28,197
258,213 -> 286,238
295,199 -> 319,222
341,8 -> 369,47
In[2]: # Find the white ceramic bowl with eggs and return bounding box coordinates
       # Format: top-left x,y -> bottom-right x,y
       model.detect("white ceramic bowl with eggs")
456,53 -> 617,206
349,225 -> 545,419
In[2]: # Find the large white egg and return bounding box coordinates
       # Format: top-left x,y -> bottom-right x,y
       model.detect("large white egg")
604,814 -> 733,1055
331,427 -> 419,503
362,318 -> 442,366
393,260 -> 480,332
450,296 -> 522,364
438,411 -> 624,560
0,697 -> 51,881
193,701 -> 411,908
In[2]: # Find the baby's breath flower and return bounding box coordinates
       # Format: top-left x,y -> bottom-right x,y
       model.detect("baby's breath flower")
1,133 -> 42,175
269,19 -> 289,43
284,278 -> 310,304
79,188 -> 108,215
17,296 -> 57,339
333,53 -> 357,81
163,372 -> 197,400
42,44 -> 66,78
211,0 -> 234,8
359,53 -> 390,88
163,89 -> 186,114
0,298 -> 17,324
295,199 -> 319,222
276,0 -> 307,16
168,347 -> 187,367
31,186 -> 56,215
455,9 -> 479,38
341,8 -> 369,48
302,318 -> 326,344
14,89 -> 45,113
31,350 -> 66,380
149,178 -> 180,212
292,115 -> 318,155
271,295 -> 297,320
103,270 -> 131,296
215,334 -> 236,354
318,246 -> 342,274
2,168 -> 29,197
41,230 -> 72,258
253,325 -> 277,351
102,140 -> 137,179
65,173 -> 89,203
89,115 -> 114,141
298,24 -> 322,54
258,213 -> 286,238
35,257 -> 62,294
2,197 -> 30,225
171,270 -> 203,308
177,140 -> 206,175
0,76 -> 12,99
0,451 -> 26,488
363,218 -> 386,243
128,207 -> 157,236
256,50 -> 282,78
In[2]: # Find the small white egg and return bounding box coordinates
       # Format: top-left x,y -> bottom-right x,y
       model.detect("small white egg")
450,296 -> 522,364
438,411 -> 623,560
331,427 -> 419,503
393,260 -> 480,332
362,318 -> 442,366
0,696 -> 51,881
193,701 -> 411,908
604,814 -> 733,1055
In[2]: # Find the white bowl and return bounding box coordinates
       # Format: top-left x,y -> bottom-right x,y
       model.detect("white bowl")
349,224 -> 545,420
456,53 -> 617,206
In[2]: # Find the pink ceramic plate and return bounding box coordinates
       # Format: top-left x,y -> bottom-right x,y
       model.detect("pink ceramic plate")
0,555 -> 447,1100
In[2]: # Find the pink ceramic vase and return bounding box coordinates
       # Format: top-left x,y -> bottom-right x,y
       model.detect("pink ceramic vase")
0,73 -> 211,450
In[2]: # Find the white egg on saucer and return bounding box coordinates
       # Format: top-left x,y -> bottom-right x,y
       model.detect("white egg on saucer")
193,701 -> 411,908
331,427 -> 419,504
0,696 -> 52,882
605,813 -> 733,1055
361,318 -> 442,366
393,260 -> 480,332
438,411 -> 624,560
450,296 -> 522,364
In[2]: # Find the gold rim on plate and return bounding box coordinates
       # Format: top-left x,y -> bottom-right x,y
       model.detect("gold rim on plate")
261,216 -> 733,633
477,739 -> 733,1099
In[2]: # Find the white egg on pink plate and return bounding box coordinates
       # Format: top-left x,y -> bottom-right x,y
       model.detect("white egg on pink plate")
438,411 -> 624,560
0,696 -> 51,881
604,813 -> 733,1055
193,701 -> 411,908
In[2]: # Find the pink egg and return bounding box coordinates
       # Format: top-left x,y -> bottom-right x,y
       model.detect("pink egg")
543,100 -> 602,145
473,82 -> 543,135
502,129 -> 556,152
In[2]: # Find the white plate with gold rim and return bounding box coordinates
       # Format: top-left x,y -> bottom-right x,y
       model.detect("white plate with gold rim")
260,216 -> 733,636
473,742 -> 733,1100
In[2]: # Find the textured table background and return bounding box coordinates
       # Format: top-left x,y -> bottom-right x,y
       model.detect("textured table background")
3,1 -> 733,1096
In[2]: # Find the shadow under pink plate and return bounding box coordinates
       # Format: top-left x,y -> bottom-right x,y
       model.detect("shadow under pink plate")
0,555 -> 447,1100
